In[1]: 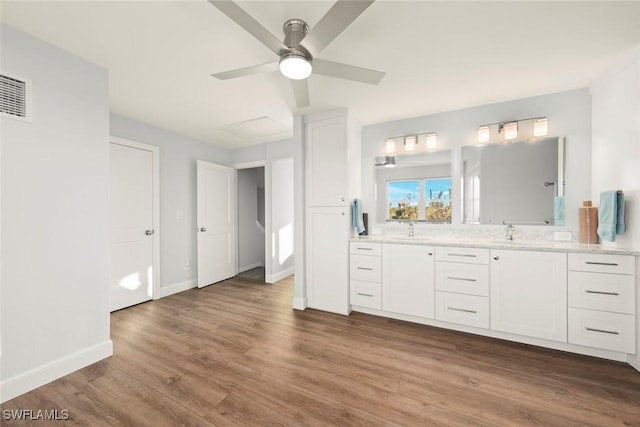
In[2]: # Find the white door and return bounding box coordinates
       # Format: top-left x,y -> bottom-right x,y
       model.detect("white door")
197,160 -> 236,287
110,143 -> 154,311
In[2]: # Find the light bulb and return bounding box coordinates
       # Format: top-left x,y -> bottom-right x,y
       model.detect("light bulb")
279,54 -> 312,80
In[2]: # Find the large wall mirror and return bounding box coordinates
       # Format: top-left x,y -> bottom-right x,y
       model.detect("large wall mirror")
375,150 -> 452,223
461,136 -> 565,225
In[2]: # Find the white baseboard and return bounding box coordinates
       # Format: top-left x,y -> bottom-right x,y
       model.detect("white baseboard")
158,279 -> 197,298
292,296 -> 307,311
628,356 -> 640,373
0,340 -> 113,403
239,262 -> 265,274
266,267 -> 294,284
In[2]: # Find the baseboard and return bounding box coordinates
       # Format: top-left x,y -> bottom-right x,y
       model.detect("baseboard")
266,267 -> 294,284
628,356 -> 640,373
292,296 -> 307,311
0,340 -> 113,403
239,262 -> 264,274
158,279 -> 197,298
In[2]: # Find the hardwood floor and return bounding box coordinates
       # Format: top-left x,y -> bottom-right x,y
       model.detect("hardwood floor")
3,275 -> 640,426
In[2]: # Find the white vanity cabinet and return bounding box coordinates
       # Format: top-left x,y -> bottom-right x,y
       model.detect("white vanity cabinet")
490,250 -> 568,342
305,112 -> 361,315
350,242 -> 382,309
435,247 -> 490,328
382,243 -> 435,318
567,253 -> 636,354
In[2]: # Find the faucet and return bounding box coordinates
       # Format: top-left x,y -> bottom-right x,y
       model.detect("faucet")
408,220 -> 414,237
505,223 -> 515,241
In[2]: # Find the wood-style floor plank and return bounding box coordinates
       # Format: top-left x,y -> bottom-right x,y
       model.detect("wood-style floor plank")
2,275 -> 640,426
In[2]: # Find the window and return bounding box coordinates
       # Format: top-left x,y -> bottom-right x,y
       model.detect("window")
387,178 -> 452,223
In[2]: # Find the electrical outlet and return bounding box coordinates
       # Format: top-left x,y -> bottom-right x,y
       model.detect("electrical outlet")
183,259 -> 191,270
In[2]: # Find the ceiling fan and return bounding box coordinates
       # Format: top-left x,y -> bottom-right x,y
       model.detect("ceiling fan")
208,0 -> 385,108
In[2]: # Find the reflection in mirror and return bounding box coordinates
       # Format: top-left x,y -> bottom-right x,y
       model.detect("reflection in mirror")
461,136 -> 564,225
375,151 -> 452,223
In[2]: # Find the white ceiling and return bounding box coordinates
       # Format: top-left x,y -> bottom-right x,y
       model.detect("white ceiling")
1,1 -> 639,149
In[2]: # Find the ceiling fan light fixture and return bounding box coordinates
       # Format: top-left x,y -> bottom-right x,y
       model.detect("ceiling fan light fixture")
279,54 -> 312,80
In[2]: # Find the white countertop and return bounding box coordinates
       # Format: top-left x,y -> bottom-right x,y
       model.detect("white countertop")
351,235 -> 638,255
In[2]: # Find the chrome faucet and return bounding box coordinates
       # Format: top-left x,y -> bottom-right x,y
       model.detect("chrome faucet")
505,223 -> 515,241
408,220 -> 414,237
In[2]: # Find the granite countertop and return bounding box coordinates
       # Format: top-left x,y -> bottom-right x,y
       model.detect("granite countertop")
351,235 -> 639,255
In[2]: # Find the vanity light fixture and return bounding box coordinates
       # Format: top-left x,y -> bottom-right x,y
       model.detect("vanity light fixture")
426,132 -> 437,149
385,138 -> 395,154
477,126 -> 490,144
404,135 -> 417,151
501,122 -> 518,140
533,118 -> 548,137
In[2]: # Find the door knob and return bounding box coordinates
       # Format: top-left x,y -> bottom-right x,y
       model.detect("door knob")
199,227 -> 207,232
145,230 -> 154,236
493,256 -> 499,260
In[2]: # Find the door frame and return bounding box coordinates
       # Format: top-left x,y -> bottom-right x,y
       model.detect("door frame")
233,160 -> 267,281
109,136 -> 161,300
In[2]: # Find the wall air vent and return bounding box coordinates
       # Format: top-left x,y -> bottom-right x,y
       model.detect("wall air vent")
0,72 -> 32,122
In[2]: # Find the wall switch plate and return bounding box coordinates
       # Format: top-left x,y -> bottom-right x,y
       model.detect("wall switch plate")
554,231 -> 572,241
176,210 -> 184,220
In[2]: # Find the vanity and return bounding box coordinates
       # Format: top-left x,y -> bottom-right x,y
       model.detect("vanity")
349,236 -> 637,362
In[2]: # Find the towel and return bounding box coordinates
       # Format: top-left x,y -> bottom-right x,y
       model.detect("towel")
597,191 -> 625,242
352,199 -> 365,234
553,196 -> 565,226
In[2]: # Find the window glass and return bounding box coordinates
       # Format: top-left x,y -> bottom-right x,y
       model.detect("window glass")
425,178 -> 452,223
388,180 -> 419,220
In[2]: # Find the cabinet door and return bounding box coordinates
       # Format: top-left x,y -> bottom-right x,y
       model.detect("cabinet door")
382,244 -> 435,318
306,207 -> 350,314
490,250 -> 567,342
305,117 -> 348,207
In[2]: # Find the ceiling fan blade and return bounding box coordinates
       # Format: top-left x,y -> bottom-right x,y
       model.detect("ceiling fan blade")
313,58 -> 385,85
208,1 -> 287,55
212,61 -> 279,80
302,0 -> 374,56
290,79 -> 310,108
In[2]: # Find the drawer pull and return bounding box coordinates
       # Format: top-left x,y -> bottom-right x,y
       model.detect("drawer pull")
447,306 -> 477,314
585,327 -> 619,335
585,261 -> 619,267
357,267 -> 373,271
585,290 -> 620,296
357,247 -> 373,251
448,253 -> 477,258
357,292 -> 374,297
447,276 -> 477,282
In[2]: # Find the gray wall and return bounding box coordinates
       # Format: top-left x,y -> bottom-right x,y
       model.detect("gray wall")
362,88 -> 592,228
109,114 -> 230,288
1,24 -> 111,392
237,167 -> 265,271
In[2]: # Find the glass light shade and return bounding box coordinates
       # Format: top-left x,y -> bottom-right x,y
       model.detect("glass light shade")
279,55 -> 312,80
533,118 -> 548,137
404,135 -> 417,151
426,132 -> 437,149
385,138 -> 395,153
477,126 -> 490,143
503,122 -> 518,140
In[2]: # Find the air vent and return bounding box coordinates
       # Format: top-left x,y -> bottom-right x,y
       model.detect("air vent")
1,72 -> 31,122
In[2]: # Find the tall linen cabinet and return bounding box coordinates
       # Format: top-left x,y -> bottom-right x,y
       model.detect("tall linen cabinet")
305,111 -> 361,315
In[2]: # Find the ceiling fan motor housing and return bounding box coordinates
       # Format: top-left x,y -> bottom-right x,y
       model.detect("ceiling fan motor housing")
283,18 -> 310,53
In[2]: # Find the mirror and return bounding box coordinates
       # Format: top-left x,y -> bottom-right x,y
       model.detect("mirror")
375,150 -> 452,223
461,136 -> 565,225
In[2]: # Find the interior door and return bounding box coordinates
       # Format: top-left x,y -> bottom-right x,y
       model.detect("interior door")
197,160 -> 237,287
110,143 -> 154,311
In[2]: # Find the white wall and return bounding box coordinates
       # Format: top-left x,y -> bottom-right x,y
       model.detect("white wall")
590,45 -> 640,370
1,24 -> 112,401
362,88 -> 592,228
109,114 -> 230,290
237,167 -> 265,272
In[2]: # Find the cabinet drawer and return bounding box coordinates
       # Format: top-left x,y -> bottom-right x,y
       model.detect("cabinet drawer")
350,242 -> 381,256
350,280 -> 382,309
435,292 -> 489,329
568,253 -> 635,275
436,262 -> 489,296
568,272 -> 635,314
436,247 -> 489,264
568,308 -> 635,354
350,254 -> 381,282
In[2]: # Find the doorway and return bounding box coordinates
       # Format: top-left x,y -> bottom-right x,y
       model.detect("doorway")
237,166 -> 266,281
